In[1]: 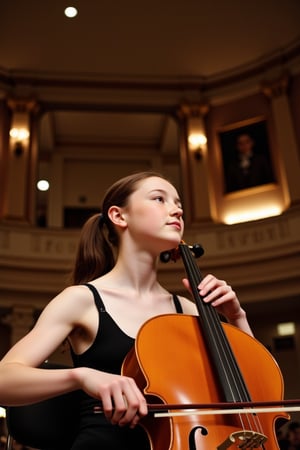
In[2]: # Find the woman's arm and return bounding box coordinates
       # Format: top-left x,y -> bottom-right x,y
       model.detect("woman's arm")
0,286 -> 84,404
0,286 -> 147,427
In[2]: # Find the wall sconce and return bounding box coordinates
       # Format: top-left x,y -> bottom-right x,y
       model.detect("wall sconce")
178,103 -> 209,161
187,115 -> 208,161
188,131 -> 207,160
9,127 -> 30,157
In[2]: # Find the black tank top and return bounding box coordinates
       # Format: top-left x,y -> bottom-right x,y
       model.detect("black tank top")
70,284 -> 183,450
71,284 -> 183,450
71,283 -> 183,374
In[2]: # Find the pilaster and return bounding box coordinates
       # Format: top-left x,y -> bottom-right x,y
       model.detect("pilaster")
262,73 -> 300,205
1,98 -> 40,224
177,103 -> 211,225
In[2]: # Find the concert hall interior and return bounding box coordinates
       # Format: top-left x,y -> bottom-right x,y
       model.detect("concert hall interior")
1,0 -> 300,446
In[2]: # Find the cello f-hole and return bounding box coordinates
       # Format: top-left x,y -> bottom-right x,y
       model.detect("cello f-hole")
189,426 -> 208,450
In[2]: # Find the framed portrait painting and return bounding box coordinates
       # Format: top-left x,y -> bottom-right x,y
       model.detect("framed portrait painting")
218,118 -> 276,194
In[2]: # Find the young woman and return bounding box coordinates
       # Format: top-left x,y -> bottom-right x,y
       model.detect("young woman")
0,171 -> 253,449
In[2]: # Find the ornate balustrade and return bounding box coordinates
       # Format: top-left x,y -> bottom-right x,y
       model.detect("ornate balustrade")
1,204 -> 300,308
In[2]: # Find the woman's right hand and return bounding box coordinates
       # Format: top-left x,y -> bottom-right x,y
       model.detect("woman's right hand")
75,367 -> 148,428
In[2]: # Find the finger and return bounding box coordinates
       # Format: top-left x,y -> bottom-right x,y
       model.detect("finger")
100,390 -> 115,421
203,286 -> 232,306
129,411 -> 143,429
198,274 -> 215,289
100,378 -> 130,423
110,390 -> 129,425
182,278 -> 191,293
198,276 -> 216,296
117,381 -> 147,426
200,279 -> 227,299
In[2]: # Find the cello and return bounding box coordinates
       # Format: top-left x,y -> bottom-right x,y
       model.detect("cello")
121,242 -> 290,449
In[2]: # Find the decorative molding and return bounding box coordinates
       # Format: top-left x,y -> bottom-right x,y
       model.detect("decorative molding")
1,209 -> 299,263
6,97 -> 40,114
261,72 -> 290,99
0,39 -> 299,111
177,103 -> 210,119
1,207 -> 300,304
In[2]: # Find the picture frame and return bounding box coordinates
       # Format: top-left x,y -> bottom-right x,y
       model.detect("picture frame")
218,118 -> 276,194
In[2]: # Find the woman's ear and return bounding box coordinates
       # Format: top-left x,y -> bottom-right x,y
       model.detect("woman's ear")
108,206 -> 127,229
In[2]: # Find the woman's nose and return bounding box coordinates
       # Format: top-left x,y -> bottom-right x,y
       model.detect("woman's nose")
171,205 -> 183,217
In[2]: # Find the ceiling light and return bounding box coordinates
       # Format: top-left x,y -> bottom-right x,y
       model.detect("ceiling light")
64,6 -> 78,18
37,180 -> 50,192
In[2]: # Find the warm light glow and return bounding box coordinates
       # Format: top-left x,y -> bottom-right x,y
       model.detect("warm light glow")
37,180 -> 50,192
277,322 -> 296,336
223,205 -> 282,224
0,407 -> 6,418
188,133 -> 207,150
9,128 -> 29,140
64,6 -> 78,18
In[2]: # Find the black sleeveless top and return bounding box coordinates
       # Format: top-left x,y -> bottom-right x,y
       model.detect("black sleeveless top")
70,283 -> 183,450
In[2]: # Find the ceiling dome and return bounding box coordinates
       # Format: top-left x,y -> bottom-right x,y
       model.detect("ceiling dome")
0,0 -> 299,81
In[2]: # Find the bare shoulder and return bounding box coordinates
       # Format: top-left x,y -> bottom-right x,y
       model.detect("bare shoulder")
38,284 -> 95,325
178,296 -> 198,315
53,284 -> 94,305
0,285 -> 96,367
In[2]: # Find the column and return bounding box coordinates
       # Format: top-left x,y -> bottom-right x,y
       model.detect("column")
262,73 -> 300,205
2,304 -> 35,345
177,103 -> 211,224
1,98 -> 40,224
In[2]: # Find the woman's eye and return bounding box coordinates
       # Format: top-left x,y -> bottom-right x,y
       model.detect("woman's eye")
154,196 -> 164,202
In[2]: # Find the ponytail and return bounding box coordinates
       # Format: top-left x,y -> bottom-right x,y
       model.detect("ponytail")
70,213 -> 115,284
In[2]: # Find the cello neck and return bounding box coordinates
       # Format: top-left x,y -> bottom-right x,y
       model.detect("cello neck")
179,242 -> 251,403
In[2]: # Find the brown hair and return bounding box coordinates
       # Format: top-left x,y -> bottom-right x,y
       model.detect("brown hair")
71,171 -> 167,284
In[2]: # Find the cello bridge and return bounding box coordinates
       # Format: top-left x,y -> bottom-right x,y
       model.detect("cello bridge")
217,430 -> 267,449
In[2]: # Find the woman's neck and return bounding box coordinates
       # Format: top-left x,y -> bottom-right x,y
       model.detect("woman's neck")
101,249 -> 161,295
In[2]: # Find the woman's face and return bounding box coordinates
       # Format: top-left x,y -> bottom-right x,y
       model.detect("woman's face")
122,176 -> 184,251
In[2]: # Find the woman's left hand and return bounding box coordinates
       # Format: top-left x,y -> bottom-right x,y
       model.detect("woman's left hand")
197,274 -> 241,321
182,274 -> 253,336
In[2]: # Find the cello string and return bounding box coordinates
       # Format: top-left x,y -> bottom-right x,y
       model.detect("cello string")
199,300 -> 264,433
198,278 -> 266,434
181,244 -> 245,396
180,244 -> 264,435
195,262 -> 266,434
196,302 -> 261,433
181,244 -> 249,400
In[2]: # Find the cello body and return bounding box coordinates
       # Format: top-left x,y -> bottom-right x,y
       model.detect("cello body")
122,314 -> 289,450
